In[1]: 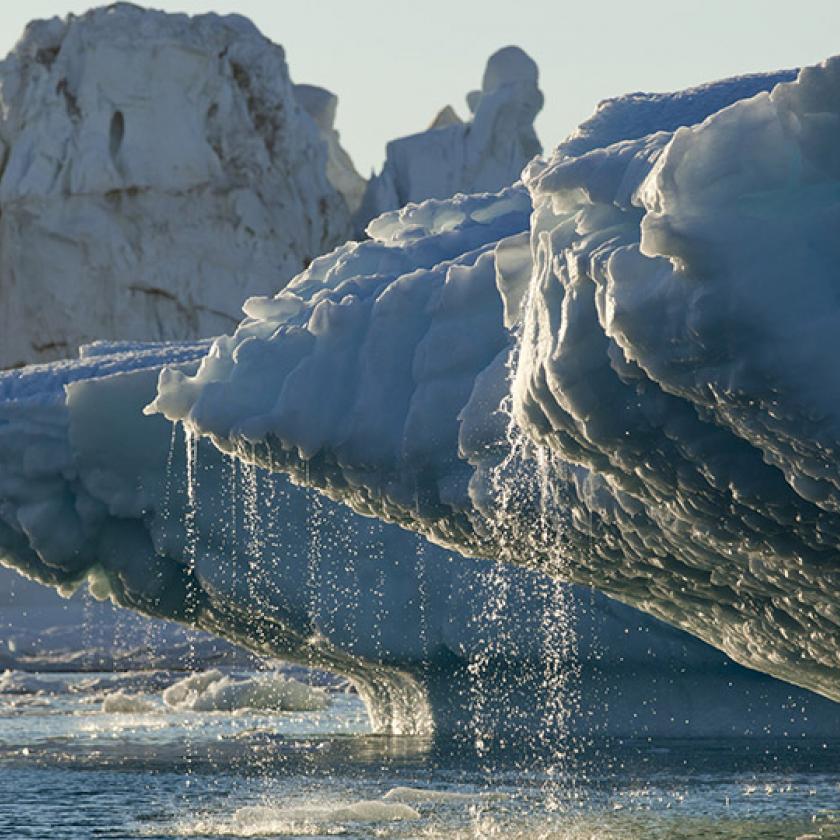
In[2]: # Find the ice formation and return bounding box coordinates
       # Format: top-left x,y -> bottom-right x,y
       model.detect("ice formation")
356,46 -> 543,230
151,59 -> 840,704
161,669 -> 327,712
0,5 -> 351,369
101,691 -> 155,714
2,343 -> 838,738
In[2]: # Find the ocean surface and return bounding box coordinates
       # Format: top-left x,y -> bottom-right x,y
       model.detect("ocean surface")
0,669 -> 838,839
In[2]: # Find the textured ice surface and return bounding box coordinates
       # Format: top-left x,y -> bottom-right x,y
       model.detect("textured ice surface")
152,59 -> 840,702
0,5 -> 351,368
4,343 -> 836,737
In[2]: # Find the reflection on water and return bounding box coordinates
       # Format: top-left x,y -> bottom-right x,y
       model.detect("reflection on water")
0,670 -> 838,839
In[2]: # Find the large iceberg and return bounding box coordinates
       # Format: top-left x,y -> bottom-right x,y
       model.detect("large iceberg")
3,342 -> 838,738
151,60 -> 840,704
0,5 -> 548,371
0,5 -> 352,368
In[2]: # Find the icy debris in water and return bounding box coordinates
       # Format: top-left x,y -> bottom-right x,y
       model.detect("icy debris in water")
232,801 -> 420,826
0,670 -> 69,695
317,801 -> 420,821
185,799 -> 420,836
162,669 -> 328,712
383,786 -> 478,802
101,691 -> 155,714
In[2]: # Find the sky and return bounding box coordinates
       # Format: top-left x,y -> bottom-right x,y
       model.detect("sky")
0,1 -> 839,175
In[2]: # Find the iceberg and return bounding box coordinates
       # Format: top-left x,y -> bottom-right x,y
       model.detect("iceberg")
1,8 -> 837,738
2,341 -> 838,739
0,5 -> 352,369
0,5 -> 549,372
356,46 -> 544,230
150,58 -> 840,705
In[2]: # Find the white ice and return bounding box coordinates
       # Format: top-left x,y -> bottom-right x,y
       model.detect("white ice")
161,669 -> 328,713
0,5 -> 351,368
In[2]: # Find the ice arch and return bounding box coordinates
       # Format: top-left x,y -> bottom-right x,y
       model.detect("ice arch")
3,342 -> 838,739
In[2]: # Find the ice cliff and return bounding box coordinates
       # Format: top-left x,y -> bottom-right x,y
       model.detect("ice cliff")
0,5 -> 352,369
150,60 -> 840,705
4,343 -> 838,738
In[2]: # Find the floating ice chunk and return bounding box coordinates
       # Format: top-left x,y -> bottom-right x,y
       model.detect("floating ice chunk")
0,670 -> 70,695
162,670 -> 328,713
232,800 -> 421,829
101,691 -> 155,714
382,786 -> 478,803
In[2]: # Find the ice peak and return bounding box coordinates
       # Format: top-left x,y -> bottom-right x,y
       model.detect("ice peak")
481,45 -> 539,94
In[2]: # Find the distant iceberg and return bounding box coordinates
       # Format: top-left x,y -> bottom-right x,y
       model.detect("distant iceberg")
356,45 -> 544,232
0,5 -> 545,369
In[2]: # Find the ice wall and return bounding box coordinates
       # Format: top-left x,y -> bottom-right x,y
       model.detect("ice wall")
4,343 -> 837,738
0,5 -> 351,369
356,46 -> 543,231
151,61 -> 840,703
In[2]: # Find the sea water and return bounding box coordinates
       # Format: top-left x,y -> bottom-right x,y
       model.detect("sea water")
0,669 -> 838,839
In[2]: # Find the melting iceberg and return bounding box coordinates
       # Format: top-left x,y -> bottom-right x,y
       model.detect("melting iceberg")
2,340 -> 839,740
150,59 -> 840,705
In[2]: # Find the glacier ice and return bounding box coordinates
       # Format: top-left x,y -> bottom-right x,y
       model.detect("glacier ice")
3,342 -> 837,737
151,59 -> 840,703
0,5 -> 352,369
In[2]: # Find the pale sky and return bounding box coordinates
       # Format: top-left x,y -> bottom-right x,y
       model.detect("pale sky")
1,1 -> 840,174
